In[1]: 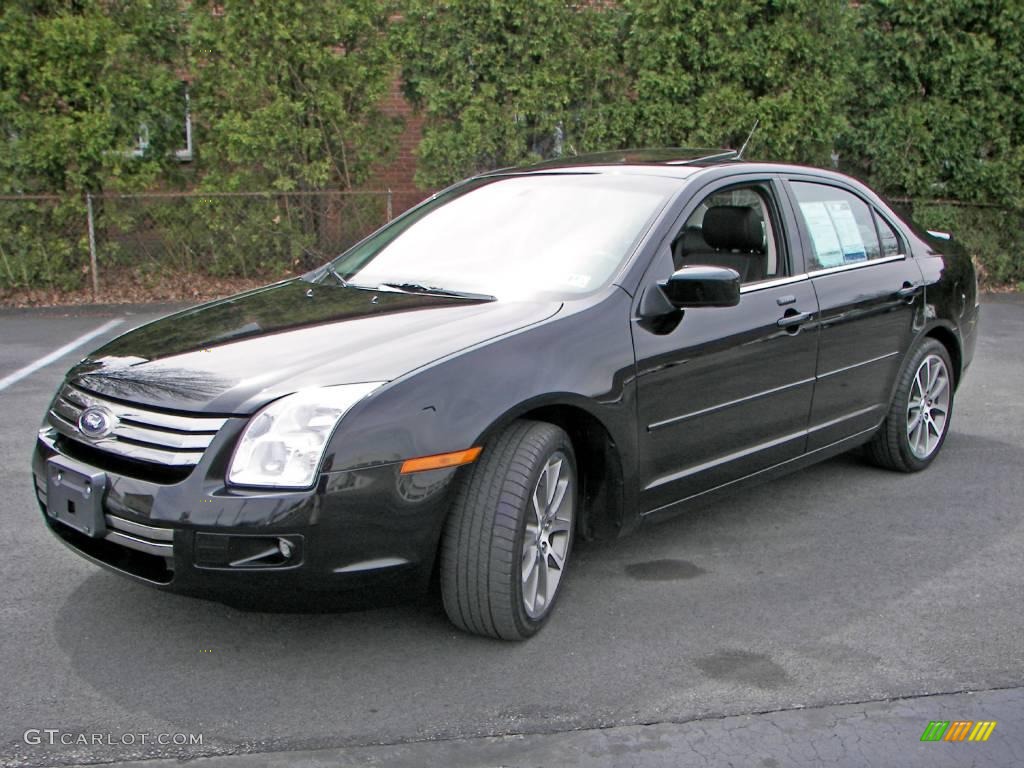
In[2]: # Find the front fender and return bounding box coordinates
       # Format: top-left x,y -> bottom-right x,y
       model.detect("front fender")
319,289 -> 640,506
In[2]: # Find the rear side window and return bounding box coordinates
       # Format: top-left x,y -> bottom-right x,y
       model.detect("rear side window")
791,182 -> 885,270
875,214 -> 902,258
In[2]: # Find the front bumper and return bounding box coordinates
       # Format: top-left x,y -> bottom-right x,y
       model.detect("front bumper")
33,427 -> 457,603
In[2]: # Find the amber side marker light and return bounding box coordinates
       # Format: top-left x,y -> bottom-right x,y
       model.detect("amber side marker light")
400,447 -> 483,474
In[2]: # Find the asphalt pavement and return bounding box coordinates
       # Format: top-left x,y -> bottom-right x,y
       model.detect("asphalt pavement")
1,295 -> 1022,767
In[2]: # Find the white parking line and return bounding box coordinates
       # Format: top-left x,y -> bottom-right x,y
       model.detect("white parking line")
0,318 -> 124,393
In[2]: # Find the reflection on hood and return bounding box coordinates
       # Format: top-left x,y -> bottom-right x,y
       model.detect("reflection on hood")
88,279 -> 478,363
72,356 -> 234,404
63,277 -> 561,414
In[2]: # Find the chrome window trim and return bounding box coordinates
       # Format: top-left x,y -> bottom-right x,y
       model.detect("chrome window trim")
807,253 -> 907,278
739,273 -> 810,294
739,254 -> 909,294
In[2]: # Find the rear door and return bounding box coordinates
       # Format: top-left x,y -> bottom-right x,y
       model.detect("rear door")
785,178 -> 925,450
632,175 -> 819,516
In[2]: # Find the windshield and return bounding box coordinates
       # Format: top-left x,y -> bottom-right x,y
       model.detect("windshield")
329,173 -> 680,300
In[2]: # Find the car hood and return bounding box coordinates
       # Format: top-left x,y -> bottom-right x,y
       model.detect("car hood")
67,280 -> 561,414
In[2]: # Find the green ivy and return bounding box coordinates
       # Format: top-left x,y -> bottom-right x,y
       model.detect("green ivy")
3,0 -> 1023,290
842,0 -> 1024,208
0,0 -> 184,196
394,0 -> 631,188
624,0 -> 854,165
0,0 -> 184,289
188,0 -> 400,193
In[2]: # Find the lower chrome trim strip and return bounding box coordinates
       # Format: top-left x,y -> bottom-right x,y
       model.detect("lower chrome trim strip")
104,530 -> 174,558
644,429 -> 807,491
105,514 -> 175,542
817,351 -> 900,380
648,377 -> 815,432
641,424 -> 880,517
807,405 -> 884,434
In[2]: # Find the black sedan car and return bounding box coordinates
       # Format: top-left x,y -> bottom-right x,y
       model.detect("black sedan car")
33,149 -> 979,639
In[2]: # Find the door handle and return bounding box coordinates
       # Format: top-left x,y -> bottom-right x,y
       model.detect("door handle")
777,310 -> 813,328
895,282 -> 922,299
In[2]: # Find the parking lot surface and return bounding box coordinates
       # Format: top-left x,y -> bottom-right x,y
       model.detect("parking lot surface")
1,295 -> 1022,767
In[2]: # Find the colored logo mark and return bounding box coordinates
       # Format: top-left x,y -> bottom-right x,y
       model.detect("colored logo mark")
920,720 -> 997,742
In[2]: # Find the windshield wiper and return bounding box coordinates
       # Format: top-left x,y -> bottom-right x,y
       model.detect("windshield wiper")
316,265 -> 378,292
377,282 -> 497,301
323,264 -> 349,287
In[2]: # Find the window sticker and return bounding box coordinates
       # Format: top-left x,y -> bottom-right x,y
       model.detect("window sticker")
825,201 -> 867,263
799,201 -> 844,268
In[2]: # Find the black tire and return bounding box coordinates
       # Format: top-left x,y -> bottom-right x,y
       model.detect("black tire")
440,420 -> 576,640
865,338 -> 955,472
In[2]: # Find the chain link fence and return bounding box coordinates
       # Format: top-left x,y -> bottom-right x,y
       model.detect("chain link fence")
0,195 -> 87,291
0,189 -> 430,296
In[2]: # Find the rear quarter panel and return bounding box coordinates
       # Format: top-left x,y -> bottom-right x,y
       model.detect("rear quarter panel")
908,228 -> 979,381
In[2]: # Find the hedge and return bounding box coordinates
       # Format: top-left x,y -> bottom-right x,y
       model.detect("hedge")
2,0 -> 1022,291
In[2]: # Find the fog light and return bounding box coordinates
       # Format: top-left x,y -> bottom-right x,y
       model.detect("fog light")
194,533 -> 303,569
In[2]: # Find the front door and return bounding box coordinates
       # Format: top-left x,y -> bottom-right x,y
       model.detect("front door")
633,178 -> 819,516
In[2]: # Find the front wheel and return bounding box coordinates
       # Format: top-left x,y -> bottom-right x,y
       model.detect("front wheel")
865,338 -> 955,472
440,420 -> 576,640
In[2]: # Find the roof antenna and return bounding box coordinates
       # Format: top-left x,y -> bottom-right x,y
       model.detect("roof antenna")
736,119 -> 760,161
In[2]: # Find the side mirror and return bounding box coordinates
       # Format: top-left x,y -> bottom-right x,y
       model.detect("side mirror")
659,265 -> 741,308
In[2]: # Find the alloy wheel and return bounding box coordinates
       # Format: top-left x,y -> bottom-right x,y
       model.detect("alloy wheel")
906,353 -> 951,459
521,451 -> 574,620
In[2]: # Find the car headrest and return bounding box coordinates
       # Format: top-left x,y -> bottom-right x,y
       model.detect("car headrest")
702,206 -> 765,252
674,226 -> 710,255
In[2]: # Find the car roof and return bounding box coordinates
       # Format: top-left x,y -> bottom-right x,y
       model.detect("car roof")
477,148 -> 730,180
482,148 -> 856,186
527,147 -> 740,169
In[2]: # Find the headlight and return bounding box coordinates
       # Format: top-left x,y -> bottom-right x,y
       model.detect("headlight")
228,383 -> 383,489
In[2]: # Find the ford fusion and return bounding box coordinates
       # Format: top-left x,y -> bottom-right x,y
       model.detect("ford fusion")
33,150 -> 978,639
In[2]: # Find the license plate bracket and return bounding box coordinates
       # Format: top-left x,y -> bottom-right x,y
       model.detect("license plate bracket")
46,456 -> 108,538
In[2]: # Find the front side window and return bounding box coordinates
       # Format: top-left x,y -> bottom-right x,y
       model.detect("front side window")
671,184 -> 783,284
790,182 -> 888,270
330,174 -> 681,301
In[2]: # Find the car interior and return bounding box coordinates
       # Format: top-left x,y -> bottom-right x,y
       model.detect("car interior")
671,187 -> 781,284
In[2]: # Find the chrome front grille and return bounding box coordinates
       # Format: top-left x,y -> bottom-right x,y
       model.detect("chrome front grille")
48,383 -> 226,467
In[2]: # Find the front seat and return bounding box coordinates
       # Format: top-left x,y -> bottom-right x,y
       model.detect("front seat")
675,206 -> 768,283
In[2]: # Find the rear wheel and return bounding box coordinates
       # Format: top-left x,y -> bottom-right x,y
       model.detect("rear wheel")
865,338 -> 955,472
440,420 -> 576,640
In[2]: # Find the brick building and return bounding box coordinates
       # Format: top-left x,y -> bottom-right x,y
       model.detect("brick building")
369,75 -> 428,216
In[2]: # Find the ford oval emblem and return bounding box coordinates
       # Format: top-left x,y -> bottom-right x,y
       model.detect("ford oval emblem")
78,406 -> 116,439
